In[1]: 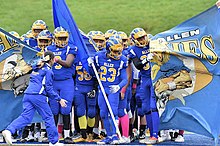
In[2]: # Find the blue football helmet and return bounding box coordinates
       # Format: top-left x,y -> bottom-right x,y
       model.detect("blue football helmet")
37,30 -> 53,49
118,31 -> 128,48
31,20 -> 47,38
88,31 -> 106,50
130,28 -> 149,47
106,37 -> 123,60
105,29 -> 117,40
53,26 -> 69,48
87,31 -> 96,37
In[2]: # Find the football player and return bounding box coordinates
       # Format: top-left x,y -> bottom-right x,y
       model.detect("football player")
88,36 -> 128,144
72,53 -> 97,143
24,20 -> 47,47
46,26 -> 77,144
129,28 -> 159,144
117,31 -> 131,143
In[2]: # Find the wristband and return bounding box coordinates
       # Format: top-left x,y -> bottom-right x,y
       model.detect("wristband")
132,83 -> 137,89
121,87 -> 126,94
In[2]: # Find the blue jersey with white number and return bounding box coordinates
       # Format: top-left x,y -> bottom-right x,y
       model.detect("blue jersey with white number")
94,51 -> 128,88
46,44 -> 77,81
129,45 -> 151,77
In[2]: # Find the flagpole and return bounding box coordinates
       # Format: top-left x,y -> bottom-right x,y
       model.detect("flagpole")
91,62 -> 122,140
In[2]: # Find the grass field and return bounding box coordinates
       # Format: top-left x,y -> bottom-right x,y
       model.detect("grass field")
0,0 -> 217,36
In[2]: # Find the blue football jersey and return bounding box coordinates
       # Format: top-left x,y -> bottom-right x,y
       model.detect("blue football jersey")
46,44 -> 77,80
75,58 -> 95,86
129,45 -> 151,77
94,51 -> 128,88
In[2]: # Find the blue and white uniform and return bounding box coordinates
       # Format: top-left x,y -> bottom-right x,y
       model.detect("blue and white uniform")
74,57 -> 97,120
129,44 -> 159,138
46,44 -> 77,115
118,47 -> 132,118
6,63 -> 60,144
94,51 -> 128,136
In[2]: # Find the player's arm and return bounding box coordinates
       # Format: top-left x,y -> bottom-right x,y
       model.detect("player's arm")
131,53 -> 154,70
131,57 -> 146,70
121,63 -> 132,99
118,68 -> 128,89
56,54 -> 75,68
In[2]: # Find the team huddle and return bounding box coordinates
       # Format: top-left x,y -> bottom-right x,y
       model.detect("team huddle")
2,20 -> 183,146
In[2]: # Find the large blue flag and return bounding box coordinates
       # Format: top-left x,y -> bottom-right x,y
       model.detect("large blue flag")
150,6 -> 220,141
0,28 -> 42,131
52,0 -> 97,72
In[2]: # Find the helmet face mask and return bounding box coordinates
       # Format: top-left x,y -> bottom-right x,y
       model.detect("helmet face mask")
33,29 -> 44,34
118,31 -> 128,49
109,46 -> 123,60
53,27 -> 69,48
38,38 -> 52,49
136,35 -> 148,47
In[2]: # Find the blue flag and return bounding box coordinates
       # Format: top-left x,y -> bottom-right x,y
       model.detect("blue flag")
0,28 -> 42,131
52,0 -> 97,72
150,6 -> 220,140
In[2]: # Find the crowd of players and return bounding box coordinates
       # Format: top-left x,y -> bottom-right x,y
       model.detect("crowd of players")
2,19 -> 185,146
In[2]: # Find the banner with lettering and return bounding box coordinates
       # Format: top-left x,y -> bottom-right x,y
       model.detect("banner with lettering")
149,6 -> 220,140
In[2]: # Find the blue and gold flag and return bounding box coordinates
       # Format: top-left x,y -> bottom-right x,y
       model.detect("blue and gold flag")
150,6 -> 220,141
